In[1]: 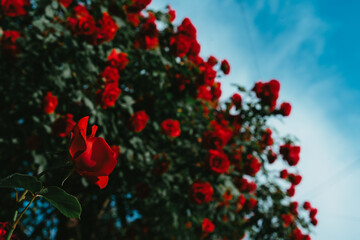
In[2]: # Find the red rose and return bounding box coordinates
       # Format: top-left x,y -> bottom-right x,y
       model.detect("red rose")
252,79 -> 280,111
260,128 -> 274,149
59,0 -> 71,8
245,198 -> 257,210
1,0 -> 29,17
211,82 -> 222,100
220,59 -> 230,75
161,119 -> 180,137
234,177 -> 257,193
94,12 -> 118,45
309,208 -> 318,218
207,56 -> 218,67
189,39 -> 201,57
202,123 -> 232,150
280,169 -> 288,179
288,173 -> 302,185
167,5 -> 175,22
291,227 -> 304,240
96,83 -> 121,109
287,184 -> 295,197
222,189 -> 232,201
51,114 -> 76,137
197,85 -> 212,101
281,213 -> 293,228
311,218 -> 318,226
178,18 -> 196,39
243,154 -> 261,177
126,12 -> 143,27
206,149 -> 230,174
189,181 -> 213,204
67,6 -> 96,37
169,34 -> 192,58
100,66 -> 120,85
42,92 -> 58,114
267,149 -> 277,164
232,93 -> 242,110
280,143 -> 301,166
1,30 -> 21,58
236,195 -> 246,212
69,116 -> 117,189
73,4 -> 89,17
134,14 -> 158,50
202,218 -> 215,233
303,201 -> 311,210
200,64 -> 217,86
128,110 -> 149,132
279,102 -> 292,116
290,201 -> 299,215
107,49 -> 129,70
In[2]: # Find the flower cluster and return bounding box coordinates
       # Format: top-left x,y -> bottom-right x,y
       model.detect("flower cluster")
67,5 -> 118,45
96,49 -> 129,109
253,79 -> 280,111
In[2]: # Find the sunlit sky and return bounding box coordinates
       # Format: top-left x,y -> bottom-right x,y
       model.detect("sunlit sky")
150,1 -> 360,239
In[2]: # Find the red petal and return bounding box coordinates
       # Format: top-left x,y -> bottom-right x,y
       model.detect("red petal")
69,116 -> 89,159
88,137 -> 117,175
84,175 -> 109,189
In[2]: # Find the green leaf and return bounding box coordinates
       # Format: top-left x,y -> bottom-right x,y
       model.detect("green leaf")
40,186 -> 82,219
0,173 -> 42,193
45,5 -> 54,18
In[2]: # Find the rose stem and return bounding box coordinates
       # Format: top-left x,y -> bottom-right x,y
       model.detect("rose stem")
6,194 -> 37,240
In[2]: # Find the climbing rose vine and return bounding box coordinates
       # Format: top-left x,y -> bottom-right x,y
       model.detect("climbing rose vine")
0,0 -> 317,239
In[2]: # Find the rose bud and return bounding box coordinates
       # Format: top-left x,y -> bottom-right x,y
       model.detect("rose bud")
220,59 -> 230,75
161,119 -> 181,137
311,218 -> 318,226
303,201 -> 311,210
69,116 -> 117,189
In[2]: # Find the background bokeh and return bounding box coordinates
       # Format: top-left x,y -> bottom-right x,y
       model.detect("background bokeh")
149,0 -> 360,239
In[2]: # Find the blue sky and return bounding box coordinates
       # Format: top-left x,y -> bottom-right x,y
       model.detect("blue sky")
149,0 -> 360,239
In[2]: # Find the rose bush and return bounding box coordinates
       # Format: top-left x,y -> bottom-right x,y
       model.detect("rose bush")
0,0 -> 317,239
